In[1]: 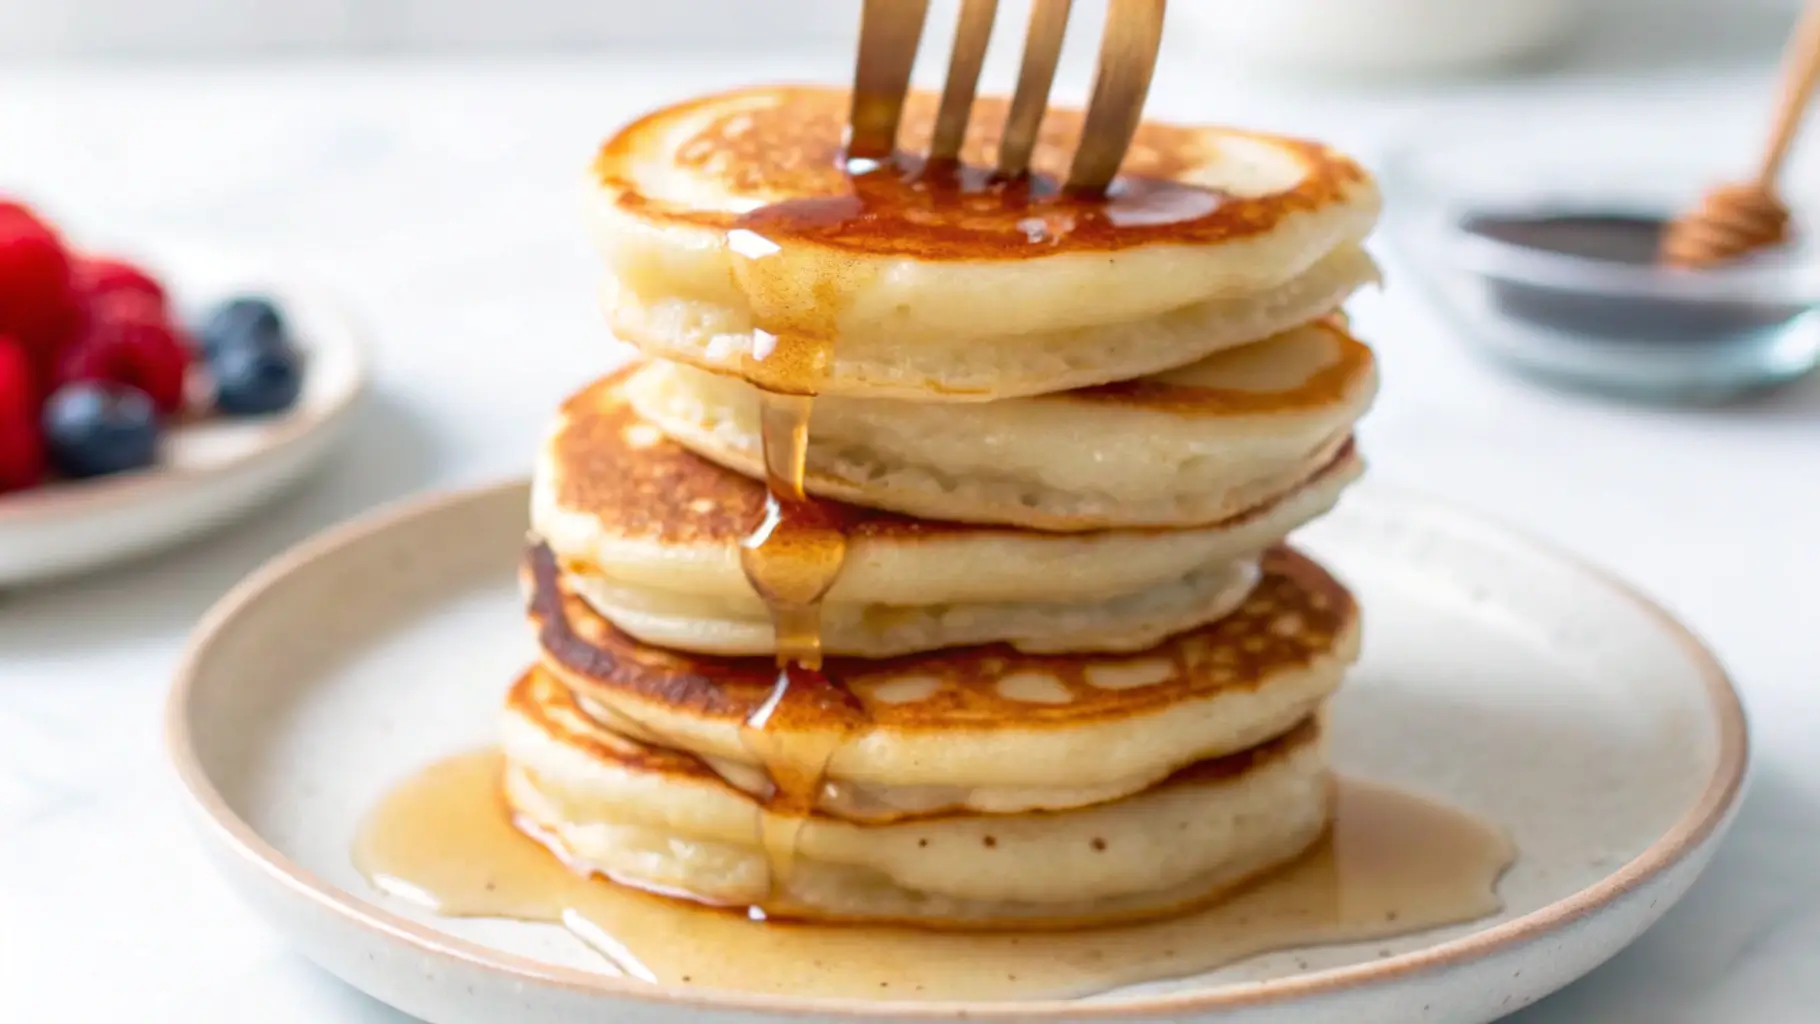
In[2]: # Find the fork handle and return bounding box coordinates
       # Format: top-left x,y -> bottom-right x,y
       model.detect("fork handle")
848,0 -> 931,160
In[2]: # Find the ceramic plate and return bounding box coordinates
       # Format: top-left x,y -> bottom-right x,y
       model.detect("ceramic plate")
166,480 -> 1746,1024
0,255 -> 365,586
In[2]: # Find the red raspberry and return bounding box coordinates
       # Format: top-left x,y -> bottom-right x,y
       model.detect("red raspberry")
0,335 -> 46,492
57,293 -> 192,416
74,255 -> 168,312
0,203 -> 81,368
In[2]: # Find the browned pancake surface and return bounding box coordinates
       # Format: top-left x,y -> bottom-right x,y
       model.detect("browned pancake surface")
510,663 -> 1320,822
549,369 -> 949,546
509,665 -> 720,782
548,370 -> 1360,551
1066,319 -> 1373,416
594,85 -> 1369,260
527,542 -> 1355,731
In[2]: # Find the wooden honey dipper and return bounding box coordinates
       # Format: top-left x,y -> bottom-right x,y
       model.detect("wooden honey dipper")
1661,0 -> 1820,268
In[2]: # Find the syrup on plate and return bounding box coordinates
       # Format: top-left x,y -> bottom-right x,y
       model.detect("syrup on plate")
355,751 -> 1514,1001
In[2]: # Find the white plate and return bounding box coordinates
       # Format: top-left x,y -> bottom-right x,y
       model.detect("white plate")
166,480 -> 1746,1024
0,256 -> 365,586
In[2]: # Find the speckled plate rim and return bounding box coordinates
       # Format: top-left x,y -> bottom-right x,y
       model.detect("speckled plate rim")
165,478 -> 1749,1021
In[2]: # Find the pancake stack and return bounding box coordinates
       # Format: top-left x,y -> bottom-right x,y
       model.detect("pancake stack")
510,85 -> 1380,928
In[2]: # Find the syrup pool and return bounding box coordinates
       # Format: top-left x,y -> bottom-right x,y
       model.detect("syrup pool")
355,751 -> 1514,1002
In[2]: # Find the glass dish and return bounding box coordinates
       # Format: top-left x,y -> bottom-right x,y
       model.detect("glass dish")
1381,113 -> 1820,402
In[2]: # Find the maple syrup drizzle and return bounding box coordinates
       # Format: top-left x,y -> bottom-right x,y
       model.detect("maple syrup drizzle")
728,197 -> 865,903
637,149 -> 1249,906
355,751 -> 1516,1001
721,152 -> 1230,261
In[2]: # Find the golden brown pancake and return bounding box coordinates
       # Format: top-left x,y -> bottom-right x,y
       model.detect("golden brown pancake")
532,369 -> 1362,633
596,87 -> 1370,257
586,85 -> 1381,399
624,318 -> 1376,529
503,664 -> 1333,928
544,366 -> 1359,544
526,540 -> 1358,799
505,663 -> 1317,823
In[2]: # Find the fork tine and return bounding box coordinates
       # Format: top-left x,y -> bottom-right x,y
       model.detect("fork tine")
929,0 -> 1001,162
847,0 -> 932,161
1066,0 -> 1166,194
995,0 -> 1073,179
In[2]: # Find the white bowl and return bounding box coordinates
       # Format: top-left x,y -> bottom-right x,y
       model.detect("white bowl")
0,258 -> 366,586
1169,0 -> 1581,77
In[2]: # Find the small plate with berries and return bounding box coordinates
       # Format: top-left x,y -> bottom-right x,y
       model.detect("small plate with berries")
0,200 -> 365,586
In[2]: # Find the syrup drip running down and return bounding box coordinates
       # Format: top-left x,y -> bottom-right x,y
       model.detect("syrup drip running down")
730,154 -> 1226,264
734,382 -> 862,901
739,389 -> 846,669
728,203 -> 864,904
355,751 -> 1516,1001
720,151 -> 1232,902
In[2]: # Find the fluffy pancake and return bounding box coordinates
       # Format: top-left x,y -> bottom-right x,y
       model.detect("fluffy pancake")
568,553 -> 1261,658
625,318 -> 1377,529
533,371 -> 1359,654
504,666 -> 1331,928
527,541 -> 1359,800
600,245 -> 1377,401
588,84 -> 1380,399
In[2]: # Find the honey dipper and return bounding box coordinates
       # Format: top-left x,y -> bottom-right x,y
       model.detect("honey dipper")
1661,0 -> 1820,267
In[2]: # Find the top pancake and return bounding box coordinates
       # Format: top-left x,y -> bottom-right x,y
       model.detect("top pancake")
588,84 -> 1380,398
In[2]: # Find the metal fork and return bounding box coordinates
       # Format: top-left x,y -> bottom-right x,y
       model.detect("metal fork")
846,0 -> 1167,194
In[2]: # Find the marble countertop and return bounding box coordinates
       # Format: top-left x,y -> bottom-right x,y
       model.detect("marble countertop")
1,49 -> 1817,1022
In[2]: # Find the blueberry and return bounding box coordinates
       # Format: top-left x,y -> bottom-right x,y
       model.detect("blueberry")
197,295 -> 286,360
211,334 -> 303,415
42,383 -> 160,479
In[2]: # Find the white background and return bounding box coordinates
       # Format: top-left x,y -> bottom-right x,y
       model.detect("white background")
3,1 -> 1820,1022
0,0 -> 1801,58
